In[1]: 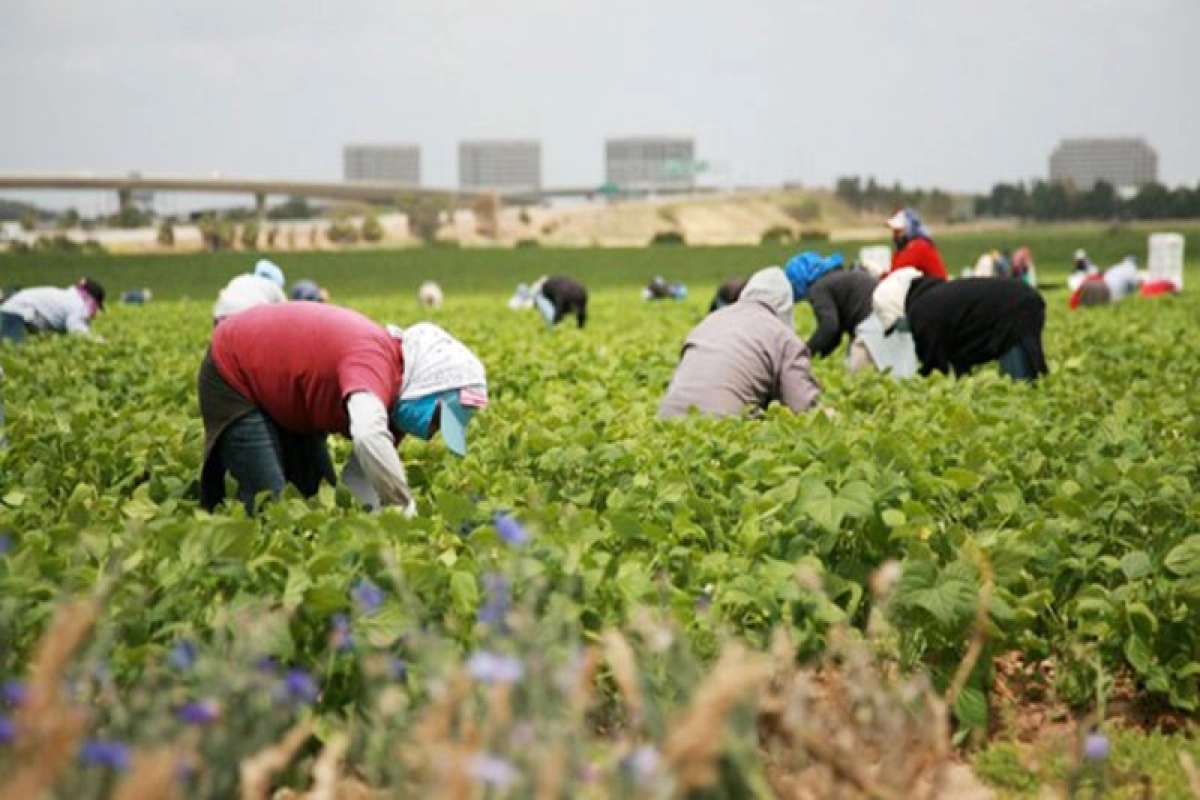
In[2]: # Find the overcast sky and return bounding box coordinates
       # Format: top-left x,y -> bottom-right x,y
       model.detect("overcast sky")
1,0 -> 1196,208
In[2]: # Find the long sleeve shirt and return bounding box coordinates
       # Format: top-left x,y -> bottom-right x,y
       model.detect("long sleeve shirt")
806,270 -> 877,358
658,299 -> 821,418
0,286 -> 92,334
890,238 -> 948,280
345,392 -> 416,514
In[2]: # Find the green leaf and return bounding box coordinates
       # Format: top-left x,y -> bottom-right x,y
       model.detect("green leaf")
954,686 -> 988,730
1119,550 -> 1152,581
1164,536 -> 1200,576
881,508 -> 906,528
282,567 -> 312,612
449,570 -> 478,616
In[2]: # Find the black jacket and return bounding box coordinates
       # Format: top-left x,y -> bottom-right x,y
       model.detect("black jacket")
539,276 -> 588,328
906,277 -> 1048,377
708,276 -> 748,312
806,269 -> 877,357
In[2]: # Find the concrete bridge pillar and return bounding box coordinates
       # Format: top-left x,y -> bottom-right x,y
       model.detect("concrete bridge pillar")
254,193 -> 267,219
117,188 -> 133,213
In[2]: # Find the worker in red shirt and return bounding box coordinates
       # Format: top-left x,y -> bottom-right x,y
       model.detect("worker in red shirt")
885,208 -> 948,280
197,303 -> 488,515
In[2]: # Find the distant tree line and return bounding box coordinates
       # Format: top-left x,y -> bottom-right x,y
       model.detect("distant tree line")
836,174 -> 1200,224
974,180 -> 1200,221
835,176 -> 956,221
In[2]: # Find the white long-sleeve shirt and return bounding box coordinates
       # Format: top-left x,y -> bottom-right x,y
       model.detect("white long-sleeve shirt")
0,286 -> 92,334
213,275 -> 287,321
343,391 -> 417,516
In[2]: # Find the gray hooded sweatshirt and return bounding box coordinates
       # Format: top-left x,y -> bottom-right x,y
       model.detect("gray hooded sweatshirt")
658,267 -> 821,419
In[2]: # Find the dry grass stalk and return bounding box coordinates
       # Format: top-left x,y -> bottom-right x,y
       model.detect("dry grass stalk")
112,748 -> 180,800
483,683 -> 512,741
19,599 -> 97,721
403,670 -> 472,785
239,720 -> 314,800
663,643 -> 773,791
570,646 -> 599,723
1179,751 -> 1200,799
601,631 -> 643,728
535,743 -> 566,800
0,599 -> 97,800
308,733 -> 348,800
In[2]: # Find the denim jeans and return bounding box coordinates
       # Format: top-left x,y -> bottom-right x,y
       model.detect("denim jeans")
998,344 -> 1036,382
0,311 -> 26,345
218,411 -> 334,513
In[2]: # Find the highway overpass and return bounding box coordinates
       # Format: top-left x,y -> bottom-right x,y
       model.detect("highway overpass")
0,173 -> 711,213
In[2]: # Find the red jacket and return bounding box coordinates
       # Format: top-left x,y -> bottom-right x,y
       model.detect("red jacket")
890,238 -> 948,280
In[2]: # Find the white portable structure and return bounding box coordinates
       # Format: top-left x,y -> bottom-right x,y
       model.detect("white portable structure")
858,245 -> 892,278
1147,233 -> 1185,290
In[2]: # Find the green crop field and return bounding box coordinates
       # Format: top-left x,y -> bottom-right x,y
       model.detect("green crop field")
1,234 -> 1198,797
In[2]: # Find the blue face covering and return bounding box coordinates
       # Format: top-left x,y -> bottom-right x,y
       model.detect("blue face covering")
390,394 -> 439,440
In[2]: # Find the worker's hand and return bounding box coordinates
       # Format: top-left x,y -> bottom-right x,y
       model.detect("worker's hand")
821,406 -> 838,420
380,499 -> 418,520
89,334 -> 107,344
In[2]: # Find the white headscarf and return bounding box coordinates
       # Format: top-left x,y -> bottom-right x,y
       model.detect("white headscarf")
390,323 -> 488,401
872,267 -> 922,332
738,266 -> 794,326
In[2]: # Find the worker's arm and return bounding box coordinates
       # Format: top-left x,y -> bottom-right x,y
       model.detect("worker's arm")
805,283 -> 842,358
776,337 -> 822,414
63,310 -> 92,336
345,391 -> 416,515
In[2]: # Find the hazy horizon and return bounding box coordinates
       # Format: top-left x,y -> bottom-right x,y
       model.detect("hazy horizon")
1,0 -> 1196,211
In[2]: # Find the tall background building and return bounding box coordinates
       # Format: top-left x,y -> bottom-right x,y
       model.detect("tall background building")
1048,138 -> 1157,191
605,137 -> 697,192
343,144 -> 421,185
458,140 -> 542,192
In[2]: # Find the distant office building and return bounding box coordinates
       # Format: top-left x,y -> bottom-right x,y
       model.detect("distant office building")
1048,138 -> 1157,191
605,137 -> 696,192
458,140 -> 541,192
343,144 -> 421,186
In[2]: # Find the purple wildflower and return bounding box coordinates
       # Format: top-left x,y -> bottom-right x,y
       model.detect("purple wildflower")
0,716 -> 15,744
388,658 -> 408,681
351,579 -> 385,614
168,640 -> 197,671
175,699 -> 221,726
1,679 -> 26,706
174,759 -> 196,784
493,513 -> 530,547
282,669 -> 319,704
468,753 -> 519,787
466,651 -> 524,684
255,656 -> 280,676
1084,732 -> 1109,763
0,534 -> 11,555
79,739 -> 131,770
478,573 -> 511,626
621,745 -> 660,783
329,614 -> 353,651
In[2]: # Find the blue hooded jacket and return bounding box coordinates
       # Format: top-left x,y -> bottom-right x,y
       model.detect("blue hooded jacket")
784,251 -> 845,302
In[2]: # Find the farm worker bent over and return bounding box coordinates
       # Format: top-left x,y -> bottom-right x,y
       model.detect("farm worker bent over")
874,268 -> 1048,381
213,260 -> 286,323
643,277 -> 688,301
197,303 -> 488,515
534,275 -> 588,328
418,281 -> 444,309
785,251 -> 879,368
291,280 -> 329,302
0,278 -> 106,343
708,276 -> 748,312
1068,256 -> 1145,309
658,266 -> 821,418
885,208 -> 947,280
